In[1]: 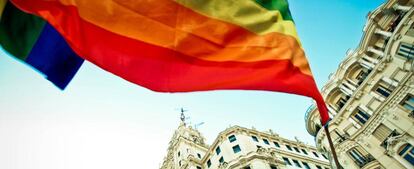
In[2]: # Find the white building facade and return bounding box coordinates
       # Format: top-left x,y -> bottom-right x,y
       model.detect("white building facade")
160,119 -> 330,169
305,0 -> 414,169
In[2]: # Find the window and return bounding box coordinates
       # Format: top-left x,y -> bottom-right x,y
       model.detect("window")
397,42 -> 414,59
292,159 -> 302,168
321,153 -> 328,159
263,139 -> 270,145
313,152 -> 319,158
243,166 -> 251,169
286,145 -> 292,151
228,135 -> 236,143
232,145 -> 241,153
301,149 -> 308,155
336,96 -> 349,110
251,135 -> 258,142
294,147 -> 300,153
283,157 -> 291,165
349,149 -> 366,166
316,165 -> 322,169
256,145 -> 262,149
302,162 -> 311,169
179,160 -> 181,166
197,153 -> 202,159
197,166 -> 202,169
273,142 -> 280,148
207,159 -> 211,168
401,95 -> 414,113
375,83 -> 393,98
398,143 -> 414,166
178,151 -> 180,157
270,165 -> 277,169
355,69 -> 370,85
353,109 -> 371,124
215,146 -> 221,155
219,156 -> 224,163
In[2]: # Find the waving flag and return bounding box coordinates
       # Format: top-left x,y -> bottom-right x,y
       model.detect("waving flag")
11,0 -> 329,124
0,1 -> 84,89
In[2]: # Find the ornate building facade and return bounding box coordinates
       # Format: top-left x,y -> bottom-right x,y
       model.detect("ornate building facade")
160,115 -> 330,169
305,0 -> 414,169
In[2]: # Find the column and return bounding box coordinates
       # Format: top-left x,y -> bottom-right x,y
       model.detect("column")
394,4 -> 411,12
340,84 -> 353,96
375,28 -> 392,38
368,46 -> 385,57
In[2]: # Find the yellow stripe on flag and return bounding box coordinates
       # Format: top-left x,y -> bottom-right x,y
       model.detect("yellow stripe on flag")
53,0 -> 310,75
0,0 -> 7,19
175,0 -> 299,42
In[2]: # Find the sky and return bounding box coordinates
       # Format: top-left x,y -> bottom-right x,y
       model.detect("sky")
0,1 -> 385,169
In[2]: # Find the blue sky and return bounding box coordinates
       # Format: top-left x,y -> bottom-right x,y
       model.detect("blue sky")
0,1 -> 385,169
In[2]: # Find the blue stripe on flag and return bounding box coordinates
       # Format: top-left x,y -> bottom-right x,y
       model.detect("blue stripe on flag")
26,23 -> 84,90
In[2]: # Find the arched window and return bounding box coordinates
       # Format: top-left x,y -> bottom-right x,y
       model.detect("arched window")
345,63 -> 370,85
326,88 -> 350,113
399,143 -> 414,166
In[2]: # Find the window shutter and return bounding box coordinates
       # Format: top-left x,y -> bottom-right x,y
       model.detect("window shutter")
373,124 -> 392,142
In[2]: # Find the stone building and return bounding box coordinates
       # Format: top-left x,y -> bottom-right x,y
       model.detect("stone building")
305,0 -> 414,168
160,114 -> 330,169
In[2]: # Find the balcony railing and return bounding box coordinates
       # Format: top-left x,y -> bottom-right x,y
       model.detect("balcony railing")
409,110 -> 414,118
355,155 -> 375,168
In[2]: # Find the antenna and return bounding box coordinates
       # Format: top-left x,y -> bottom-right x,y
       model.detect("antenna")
194,122 -> 205,130
176,107 -> 188,124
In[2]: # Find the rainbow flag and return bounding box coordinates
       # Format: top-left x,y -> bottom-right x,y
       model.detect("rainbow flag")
0,1 -> 83,89
11,0 -> 329,124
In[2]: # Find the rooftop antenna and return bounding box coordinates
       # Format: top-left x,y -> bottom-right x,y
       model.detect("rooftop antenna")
177,108 -> 189,125
194,122 -> 205,130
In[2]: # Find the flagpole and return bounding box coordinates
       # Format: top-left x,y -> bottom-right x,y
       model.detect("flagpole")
324,122 -> 341,168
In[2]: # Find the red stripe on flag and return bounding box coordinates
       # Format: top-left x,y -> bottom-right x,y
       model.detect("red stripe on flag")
11,0 -> 330,124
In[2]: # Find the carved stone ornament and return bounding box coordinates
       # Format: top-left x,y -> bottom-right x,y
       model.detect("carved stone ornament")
384,133 -> 405,156
257,147 -> 267,154
218,162 -> 228,169
377,62 -> 386,72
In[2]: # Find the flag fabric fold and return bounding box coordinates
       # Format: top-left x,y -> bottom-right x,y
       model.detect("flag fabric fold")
10,0 -> 330,124
0,1 -> 83,89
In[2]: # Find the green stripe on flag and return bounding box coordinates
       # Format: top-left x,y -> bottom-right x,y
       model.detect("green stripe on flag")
0,1 -> 45,60
254,0 -> 293,21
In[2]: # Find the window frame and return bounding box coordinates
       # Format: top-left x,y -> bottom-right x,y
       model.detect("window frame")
293,147 -> 300,153
286,145 -> 292,151
263,138 -> 270,145
232,145 -> 241,154
312,151 -> 320,158
397,42 -> 414,59
374,81 -> 394,98
273,142 -> 280,148
219,156 -> 224,164
228,135 -> 237,143
401,94 -> 414,113
398,143 -> 414,166
352,108 -> 371,125
283,157 -> 292,165
215,146 -> 221,155
251,135 -> 259,142
301,149 -> 308,155
292,159 -> 302,168
302,162 -> 311,169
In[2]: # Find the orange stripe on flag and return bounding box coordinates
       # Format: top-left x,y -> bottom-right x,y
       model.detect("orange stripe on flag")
11,0 -> 330,124
18,0 -> 311,76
